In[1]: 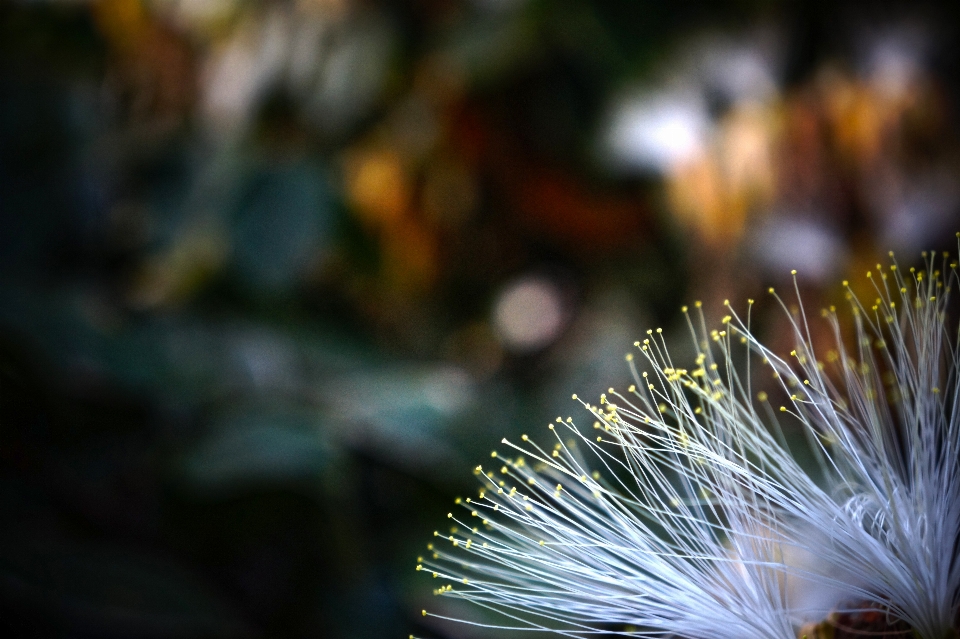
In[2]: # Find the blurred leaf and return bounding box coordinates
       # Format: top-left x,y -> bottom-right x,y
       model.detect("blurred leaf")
316,365 -> 475,468
232,162 -> 336,296
0,282 -> 375,405
178,404 -> 332,494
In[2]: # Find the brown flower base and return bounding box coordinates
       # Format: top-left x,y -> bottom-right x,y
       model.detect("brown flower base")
798,602 -> 913,639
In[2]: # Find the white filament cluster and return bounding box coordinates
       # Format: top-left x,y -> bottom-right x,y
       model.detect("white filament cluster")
417,250 -> 960,639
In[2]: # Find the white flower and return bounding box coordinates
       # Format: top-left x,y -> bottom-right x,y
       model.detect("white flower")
417,250 -> 960,639
743,254 -> 960,639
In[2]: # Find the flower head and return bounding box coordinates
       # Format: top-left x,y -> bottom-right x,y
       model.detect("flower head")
417,249 -> 960,639
752,253 -> 960,639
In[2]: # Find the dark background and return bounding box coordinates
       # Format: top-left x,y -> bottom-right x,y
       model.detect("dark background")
1,1 -> 959,637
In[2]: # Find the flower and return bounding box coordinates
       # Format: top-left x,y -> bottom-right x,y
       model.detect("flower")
417,249 -> 960,639
751,254 -> 960,639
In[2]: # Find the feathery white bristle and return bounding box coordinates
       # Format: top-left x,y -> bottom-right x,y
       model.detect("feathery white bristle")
419,249 -> 960,639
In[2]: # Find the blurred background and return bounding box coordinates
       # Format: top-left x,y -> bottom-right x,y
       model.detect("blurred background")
1,0 -> 959,637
